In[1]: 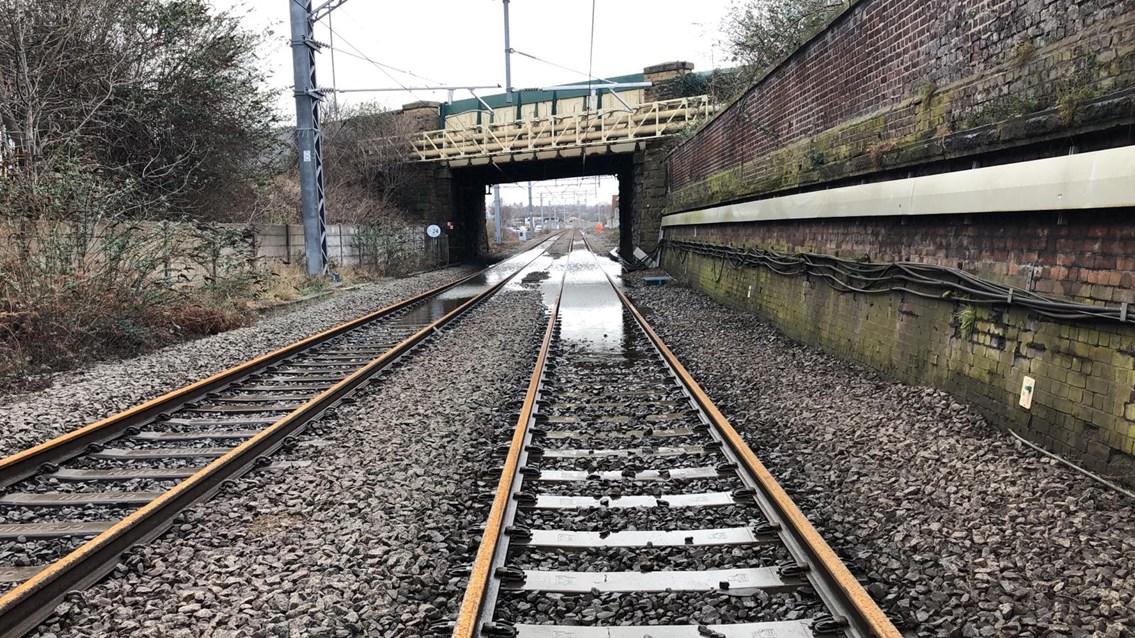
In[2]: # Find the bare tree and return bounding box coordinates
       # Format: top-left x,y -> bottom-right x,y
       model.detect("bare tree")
0,0 -> 133,162
320,101 -> 420,224
316,101 -> 442,273
0,0 -> 278,219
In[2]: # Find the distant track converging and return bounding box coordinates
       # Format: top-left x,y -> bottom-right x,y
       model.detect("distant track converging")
451,233 -> 902,637
0,233 -> 572,638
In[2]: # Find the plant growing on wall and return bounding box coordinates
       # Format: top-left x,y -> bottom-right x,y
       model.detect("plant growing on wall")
185,223 -> 263,300
956,305 -> 977,340
722,0 -> 847,85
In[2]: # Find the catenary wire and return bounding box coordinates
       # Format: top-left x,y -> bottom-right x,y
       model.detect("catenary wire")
323,24 -> 427,102
509,49 -> 616,85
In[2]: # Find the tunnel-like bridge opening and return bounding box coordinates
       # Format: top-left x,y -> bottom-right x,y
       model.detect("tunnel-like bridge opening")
447,153 -> 636,261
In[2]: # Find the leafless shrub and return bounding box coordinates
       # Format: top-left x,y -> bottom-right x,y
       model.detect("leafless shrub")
0,163 -> 259,384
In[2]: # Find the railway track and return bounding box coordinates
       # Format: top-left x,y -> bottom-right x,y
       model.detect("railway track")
451,234 -> 903,637
0,232 -> 572,638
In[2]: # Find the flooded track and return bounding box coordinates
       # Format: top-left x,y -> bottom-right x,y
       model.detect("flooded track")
451,233 -> 901,637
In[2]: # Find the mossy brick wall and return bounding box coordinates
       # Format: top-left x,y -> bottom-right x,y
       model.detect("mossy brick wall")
633,140 -> 678,253
663,222 -> 1135,487
667,0 -> 1135,212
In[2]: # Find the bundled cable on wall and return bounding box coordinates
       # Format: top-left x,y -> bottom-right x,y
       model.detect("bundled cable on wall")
663,239 -> 1135,325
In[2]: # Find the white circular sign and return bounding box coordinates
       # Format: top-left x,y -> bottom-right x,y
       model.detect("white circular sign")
426,224 -> 442,238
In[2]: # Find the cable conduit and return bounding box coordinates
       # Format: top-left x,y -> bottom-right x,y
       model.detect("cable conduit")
663,239 -> 1134,324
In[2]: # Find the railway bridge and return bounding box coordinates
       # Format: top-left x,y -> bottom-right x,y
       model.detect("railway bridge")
374,61 -> 715,261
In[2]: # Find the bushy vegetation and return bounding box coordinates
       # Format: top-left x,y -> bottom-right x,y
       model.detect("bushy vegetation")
0,0 -> 278,387
660,68 -> 753,106
0,1 -> 446,387
0,210 -> 257,386
0,0 -> 281,216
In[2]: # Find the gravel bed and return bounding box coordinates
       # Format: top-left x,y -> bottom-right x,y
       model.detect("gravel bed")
536,431 -> 702,448
538,419 -> 692,430
533,424 -> 700,438
541,405 -> 690,419
528,476 -> 744,497
29,288 -> 548,637
494,589 -> 826,626
534,416 -> 694,429
539,452 -> 715,472
102,439 -> 242,451
0,265 -> 483,459
139,422 -> 273,434
13,475 -> 180,495
68,457 -> 206,470
549,390 -> 686,401
540,381 -> 671,392
508,544 -> 793,572
516,504 -> 769,533
1,537 -> 88,571
627,281 -> 1135,637
0,504 -> 138,525
545,372 -> 674,385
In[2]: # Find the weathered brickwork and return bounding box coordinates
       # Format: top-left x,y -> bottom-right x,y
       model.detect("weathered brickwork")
633,140 -> 678,253
663,223 -> 1135,486
643,61 -> 696,103
667,0 -> 1135,212
699,210 -> 1135,306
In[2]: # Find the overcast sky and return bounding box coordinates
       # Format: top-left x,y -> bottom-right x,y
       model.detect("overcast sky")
213,0 -> 738,206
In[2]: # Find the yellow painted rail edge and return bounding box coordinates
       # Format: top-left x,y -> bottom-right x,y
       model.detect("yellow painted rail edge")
615,285 -> 901,638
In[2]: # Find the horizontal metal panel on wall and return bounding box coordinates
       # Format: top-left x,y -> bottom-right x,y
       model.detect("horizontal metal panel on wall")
662,146 -> 1135,227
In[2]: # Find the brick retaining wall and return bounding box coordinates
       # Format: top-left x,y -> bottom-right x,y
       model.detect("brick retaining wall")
668,0 -> 1135,212
663,221 -> 1135,486
656,0 -> 1135,486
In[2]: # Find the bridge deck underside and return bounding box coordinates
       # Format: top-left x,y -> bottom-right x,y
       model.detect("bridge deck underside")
447,154 -> 636,262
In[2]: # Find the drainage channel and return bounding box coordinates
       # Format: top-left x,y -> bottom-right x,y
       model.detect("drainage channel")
0,232 -> 572,638
449,233 -> 902,637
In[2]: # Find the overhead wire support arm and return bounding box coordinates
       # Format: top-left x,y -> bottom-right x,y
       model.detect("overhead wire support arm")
468,90 -> 494,112
311,0 -> 349,22
510,48 -> 618,85
320,85 -> 501,94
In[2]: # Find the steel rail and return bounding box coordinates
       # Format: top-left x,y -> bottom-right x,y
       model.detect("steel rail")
587,236 -> 900,637
0,233 -> 567,638
452,238 -> 570,638
0,250 -> 550,491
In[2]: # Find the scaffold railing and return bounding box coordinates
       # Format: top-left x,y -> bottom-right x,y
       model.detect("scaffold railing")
403,95 -> 715,163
